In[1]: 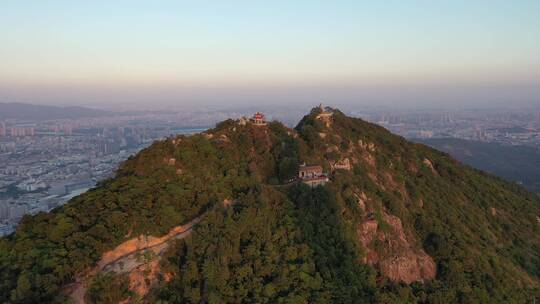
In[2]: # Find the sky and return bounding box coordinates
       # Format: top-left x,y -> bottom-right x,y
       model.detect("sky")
0,1 -> 539,109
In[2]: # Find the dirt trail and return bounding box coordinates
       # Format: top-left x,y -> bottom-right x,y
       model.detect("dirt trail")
98,217 -> 201,272
65,216 -> 201,303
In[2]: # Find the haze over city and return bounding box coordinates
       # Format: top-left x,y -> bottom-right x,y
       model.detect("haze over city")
1,1 -> 539,110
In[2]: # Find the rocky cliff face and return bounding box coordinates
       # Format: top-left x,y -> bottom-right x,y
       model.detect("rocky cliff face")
358,211 -> 436,284
296,108 -> 439,284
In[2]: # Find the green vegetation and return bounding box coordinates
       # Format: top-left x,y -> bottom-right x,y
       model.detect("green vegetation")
287,185 -> 377,303
86,273 -> 132,304
1,107 -> 539,303
155,186 -> 325,303
419,137 -> 540,193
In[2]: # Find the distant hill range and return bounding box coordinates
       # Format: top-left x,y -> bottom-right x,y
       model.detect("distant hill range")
418,137 -> 540,193
0,102 -> 110,120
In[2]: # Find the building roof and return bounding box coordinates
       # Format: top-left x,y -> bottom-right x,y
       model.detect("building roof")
299,165 -> 323,172
301,175 -> 329,182
253,112 -> 265,119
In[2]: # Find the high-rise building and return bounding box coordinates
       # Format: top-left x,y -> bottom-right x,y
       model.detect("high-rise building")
9,205 -> 27,219
10,125 -> 35,137
0,122 -> 6,137
63,125 -> 73,135
0,201 -> 9,220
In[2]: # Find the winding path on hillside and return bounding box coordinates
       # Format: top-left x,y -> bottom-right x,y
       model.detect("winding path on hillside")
65,215 -> 202,304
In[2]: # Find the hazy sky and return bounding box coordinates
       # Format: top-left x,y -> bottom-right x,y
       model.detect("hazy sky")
1,1 -> 539,109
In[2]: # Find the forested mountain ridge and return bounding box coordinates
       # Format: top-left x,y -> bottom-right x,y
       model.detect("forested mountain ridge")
1,107 -> 539,303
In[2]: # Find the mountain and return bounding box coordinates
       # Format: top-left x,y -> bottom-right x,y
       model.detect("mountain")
418,138 -> 540,193
0,103 -> 110,120
1,107 -> 539,303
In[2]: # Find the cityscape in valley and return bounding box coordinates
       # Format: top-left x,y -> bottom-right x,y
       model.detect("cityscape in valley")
364,109 -> 540,148
2,103 -> 540,235
0,106 -> 211,235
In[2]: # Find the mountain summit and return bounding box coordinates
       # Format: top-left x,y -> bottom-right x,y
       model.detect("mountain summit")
1,107 -> 539,303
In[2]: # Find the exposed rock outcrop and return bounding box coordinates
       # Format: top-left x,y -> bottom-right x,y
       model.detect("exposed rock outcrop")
65,217 -> 201,303
355,191 -> 368,212
316,108 -> 333,127
358,211 -> 436,284
358,140 -> 376,152
332,158 -> 351,171
363,153 -> 376,168
121,259 -> 164,303
422,158 -> 438,175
